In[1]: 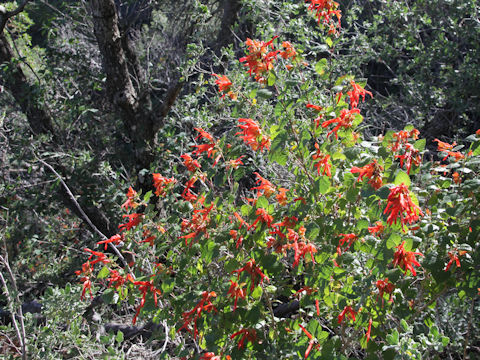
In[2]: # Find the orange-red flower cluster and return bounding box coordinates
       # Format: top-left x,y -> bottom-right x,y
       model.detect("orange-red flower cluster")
368,221 -> 385,236
348,81 -> 373,109
306,103 -> 324,128
445,250 -> 463,271
230,328 -> 258,349
305,0 -> 342,35
239,37 -> 280,83
280,41 -> 297,60
236,118 -> 271,152
181,200 -> 214,247
338,305 -> 357,324
118,213 -> 143,232
152,173 -> 176,197
121,186 -> 138,210
177,291 -> 217,340
395,143 -> 422,174
181,153 -> 201,172
251,172 -> 276,198
312,143 -> 331,176
376,278 -> 395,306
212,73 -> 236,100
336,233 -> 357,256
232,258 -> 269,292
393,241 -> 423,276
350,159 -> 383,189
227,280 -> 246,311
299,324 -> 320,358
383,183 -> 423,229
322,108 -> 360,139
433,139 -> 465,162
391,129 -> 420,152
130,278 -> 162,325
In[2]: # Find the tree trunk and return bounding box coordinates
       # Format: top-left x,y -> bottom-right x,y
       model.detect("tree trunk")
0,33 -> 54,135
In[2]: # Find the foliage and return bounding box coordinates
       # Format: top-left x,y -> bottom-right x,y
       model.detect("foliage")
69,3 -> 480,359
1,1 -> 480,359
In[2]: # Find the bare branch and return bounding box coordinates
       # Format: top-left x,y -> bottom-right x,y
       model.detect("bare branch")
37,158 -> 130,272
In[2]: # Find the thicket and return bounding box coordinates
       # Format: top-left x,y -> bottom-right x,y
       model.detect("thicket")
1,0 -> 479,359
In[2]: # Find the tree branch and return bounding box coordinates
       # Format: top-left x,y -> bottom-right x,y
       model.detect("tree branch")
0,0 -> 31,32
37,158 -> 130,272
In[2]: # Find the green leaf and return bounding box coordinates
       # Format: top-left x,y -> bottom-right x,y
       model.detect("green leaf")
268,72 -> 276,86
387,233 -> 402,249
256,196 -> 269,209
269,130 -> 288,166
115,330 -> 124,343
97,266 -> 110,279
394,170 -> 411,187
315,58 -> 328,75
318,176 -> 330,194
325,37 -> 333,47
414,139 -> 426,151
143,190 -> 152,203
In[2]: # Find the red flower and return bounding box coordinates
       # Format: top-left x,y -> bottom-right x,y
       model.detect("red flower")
181,176 -> 198,202
200,353 -> 221,360
338,305 -> 357,324
347,80 -> 372,109
181,154 -> 201,172
129,278 -> 162,325
444,251 -> 461,271
230,229 -> 244,249
121,186 -> 138,210
305,0 -> 342,34
383,183 -> 423,229
83,248 -> 112,266
395,143 -> 421,174
280,41 -> 297,60
294,286 -> 317,297
152,173 -> 176,197
75,261 -> 93,300
118,213 -> 143,232
391,129 -> 420,152
177,291 -> 217,340
368,221 -> 385,236
106,269 -> 130,289
376,278 -> 395,306
366,318 -> 373,344
336,233 -> 357,256
321,108 -> 360,139
230,328 -> 258,349
312,143 -> 331,176
276,187 -> 289,206
392,241 -> 423,276
180,201 -> 214,247
227,280 -> 246,311
232,258 -> 269,292
306,103 -> 324,128
227,156 -> 244,169
239,36 -> 280,82
97,233 -> 123,250
251,172 -> 276,198
212,74 -> 236,100
236,118 -> 271,152
350,160 -> 383,189
299,324 -> 319,358
249,208 -> 274,229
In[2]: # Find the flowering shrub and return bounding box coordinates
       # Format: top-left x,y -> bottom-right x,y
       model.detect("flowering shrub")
75,2 -> 480,358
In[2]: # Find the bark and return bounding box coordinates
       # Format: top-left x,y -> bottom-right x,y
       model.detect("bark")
89,0 -> 183,170
214,0 -> 242,54
0,32 -> 54,135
